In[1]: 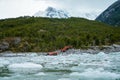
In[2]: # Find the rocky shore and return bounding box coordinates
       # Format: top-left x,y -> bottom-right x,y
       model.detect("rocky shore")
0,44 -> 120,57
78,44 -> 120,54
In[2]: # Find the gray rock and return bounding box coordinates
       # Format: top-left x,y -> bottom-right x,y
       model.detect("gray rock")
61,44 -> 120,54
0,42 -> 9,52
13,37 -> 21,45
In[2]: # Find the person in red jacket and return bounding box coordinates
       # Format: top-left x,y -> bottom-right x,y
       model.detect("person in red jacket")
61,46 -> 72,52
47,46 -> 72,55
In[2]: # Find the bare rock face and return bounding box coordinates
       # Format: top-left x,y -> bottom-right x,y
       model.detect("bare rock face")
3,37 -> 21,45
0,37 -> 21,52
0,42 -> 9,52
96,0 -> 120,26
13,37 -> 21,45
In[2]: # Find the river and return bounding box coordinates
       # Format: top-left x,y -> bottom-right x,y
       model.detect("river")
0,52 -> 120,80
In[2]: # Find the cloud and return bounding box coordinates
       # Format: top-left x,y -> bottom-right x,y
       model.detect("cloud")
35,0 -> 117,17
0,0 -> 117,19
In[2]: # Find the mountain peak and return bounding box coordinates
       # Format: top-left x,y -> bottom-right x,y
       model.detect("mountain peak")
34,7 -> 70,18
46,7 -> 56,12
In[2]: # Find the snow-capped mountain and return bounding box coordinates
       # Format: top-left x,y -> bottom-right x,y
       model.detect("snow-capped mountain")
34,7 -> 99,20
34,7 -> 70,18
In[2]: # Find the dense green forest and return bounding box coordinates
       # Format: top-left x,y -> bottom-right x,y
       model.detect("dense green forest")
0,16 -> 120,52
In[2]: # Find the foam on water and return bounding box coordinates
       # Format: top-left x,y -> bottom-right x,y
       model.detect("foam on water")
58,78 -> 71,80
0,51 -> 120,80
0,59 -> 10,67
34,72 -> 46,76
8,62 -> 43,74
70,68 -> 120,80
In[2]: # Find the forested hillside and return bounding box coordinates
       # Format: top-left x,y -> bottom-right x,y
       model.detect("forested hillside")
0,17 -> 120,52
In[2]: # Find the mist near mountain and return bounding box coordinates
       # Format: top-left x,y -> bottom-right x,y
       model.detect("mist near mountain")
0,0 -> 117,19
34,7 -> 70,18
34,7 -> 99,20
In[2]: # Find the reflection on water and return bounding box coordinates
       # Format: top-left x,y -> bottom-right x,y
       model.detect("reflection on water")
0,52 -> 120,80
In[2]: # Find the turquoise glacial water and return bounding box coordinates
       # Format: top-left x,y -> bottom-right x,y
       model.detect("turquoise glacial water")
0,52 -> 120,80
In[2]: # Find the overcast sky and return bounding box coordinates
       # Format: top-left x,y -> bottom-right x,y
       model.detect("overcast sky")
0,0 -> 117,19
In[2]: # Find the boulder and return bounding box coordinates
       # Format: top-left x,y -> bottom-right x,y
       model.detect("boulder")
0,42 -> 9,52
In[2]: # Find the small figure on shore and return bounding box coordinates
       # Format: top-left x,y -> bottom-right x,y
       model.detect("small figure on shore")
61,46 -> 72,52
47,46 -> 72,56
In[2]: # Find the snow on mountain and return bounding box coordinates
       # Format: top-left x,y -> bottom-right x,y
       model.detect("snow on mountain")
34,7 -> 70,18
34,7 -> 99,20
76,12 -> 99,20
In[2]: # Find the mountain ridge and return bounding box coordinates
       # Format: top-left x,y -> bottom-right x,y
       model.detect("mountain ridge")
96,0 -> 120,26
34,7 -> 98,20
34,7 -> 70,18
